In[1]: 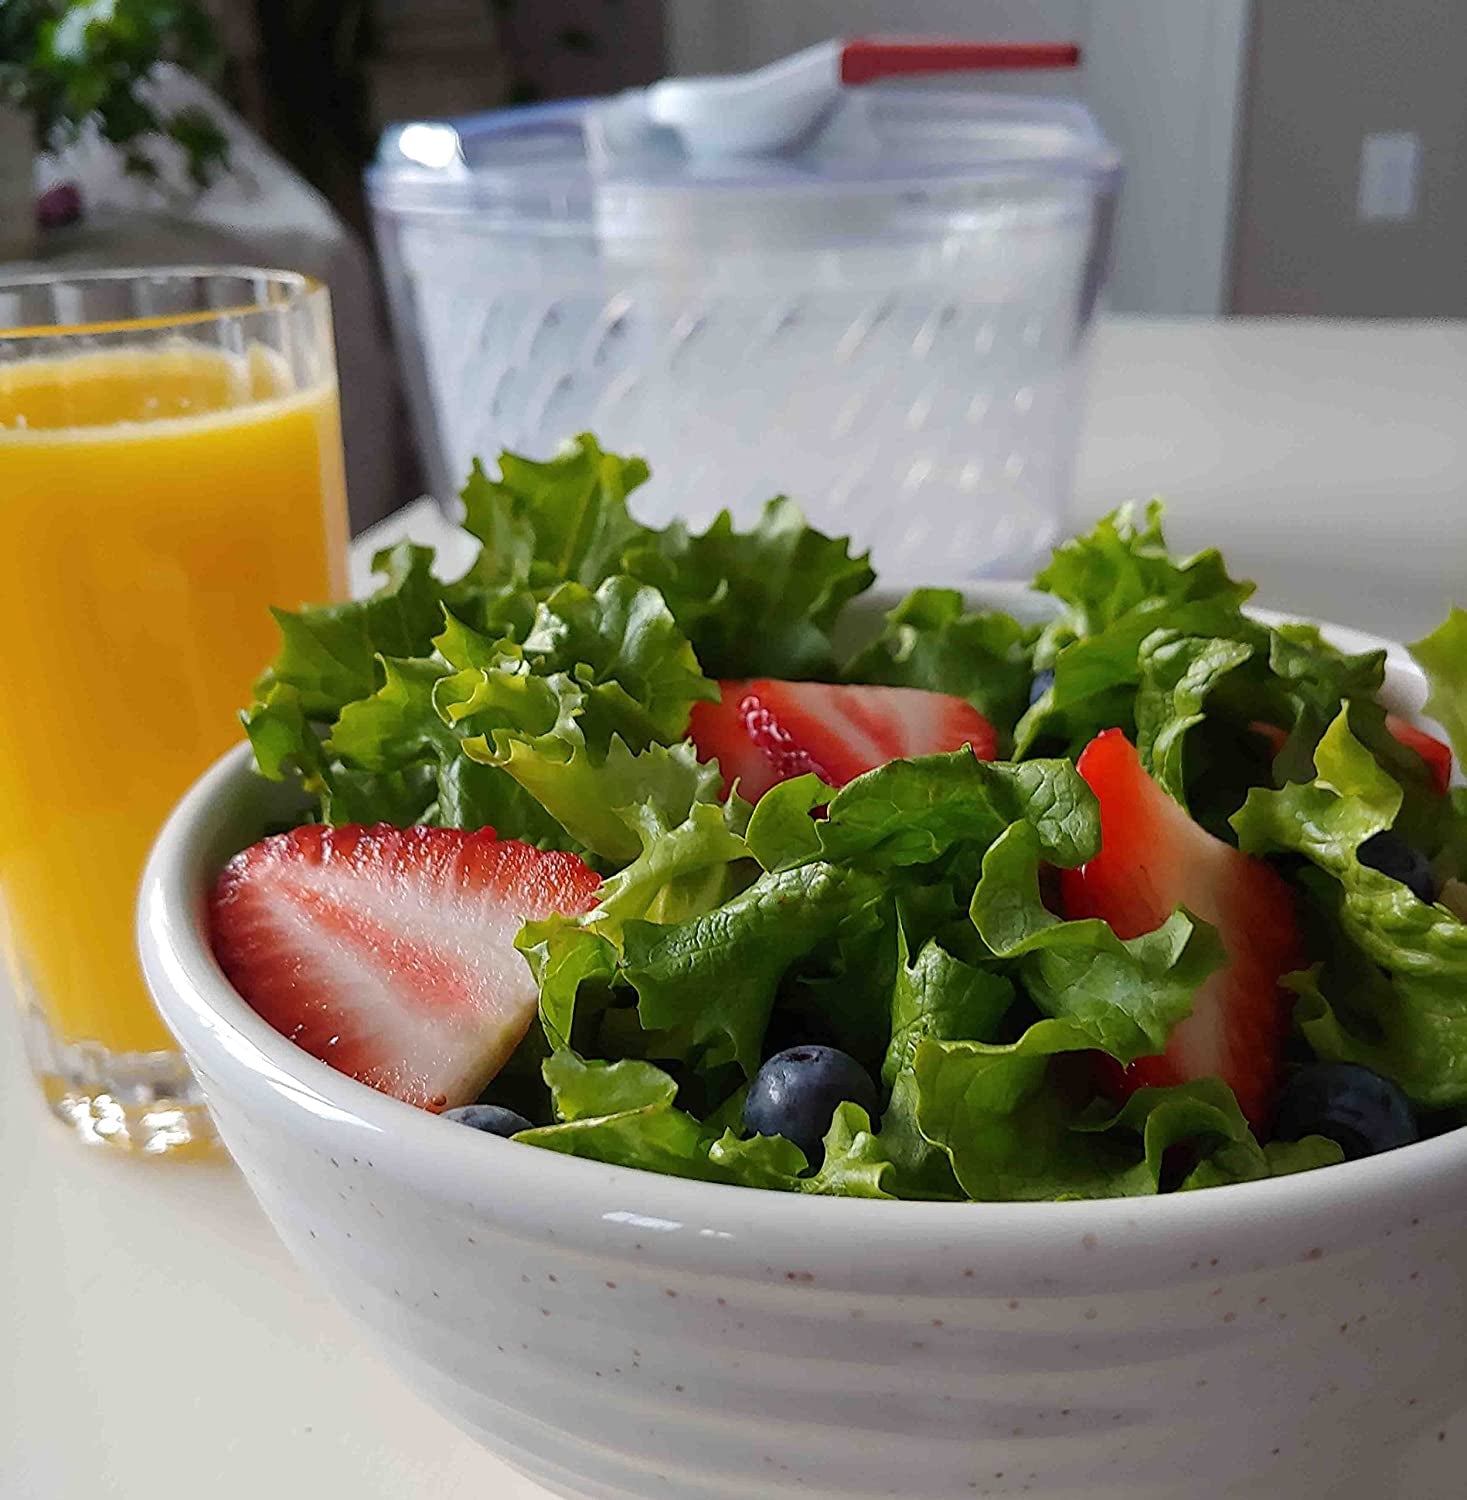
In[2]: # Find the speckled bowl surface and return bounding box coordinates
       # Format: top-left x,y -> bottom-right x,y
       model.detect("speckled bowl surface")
138,589 -> 1467,1500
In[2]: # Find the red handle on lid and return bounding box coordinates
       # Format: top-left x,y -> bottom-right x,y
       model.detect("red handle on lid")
840,38 -> 1082,86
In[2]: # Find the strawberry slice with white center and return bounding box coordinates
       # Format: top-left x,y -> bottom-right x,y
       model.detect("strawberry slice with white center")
1059,729 -> 1304,1132
688,678 -> 998,803
209,824 -> 601,1112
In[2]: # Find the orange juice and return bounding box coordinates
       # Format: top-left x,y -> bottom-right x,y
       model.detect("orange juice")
0,345 -> 348,1054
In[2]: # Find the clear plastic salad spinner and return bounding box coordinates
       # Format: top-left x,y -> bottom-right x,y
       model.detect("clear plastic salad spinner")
370,37 -> 1120,577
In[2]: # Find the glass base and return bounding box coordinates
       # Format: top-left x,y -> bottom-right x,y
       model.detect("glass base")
21,1004 -> 220,1158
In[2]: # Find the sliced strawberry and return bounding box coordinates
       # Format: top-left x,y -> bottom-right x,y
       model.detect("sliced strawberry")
686,680 -> 772,800
1385,714 -> 1452,795
688,678 -> 998,803
1059,730 -> 1304,1132
209,825 -> 600,1112
1247,719 -> 1289,756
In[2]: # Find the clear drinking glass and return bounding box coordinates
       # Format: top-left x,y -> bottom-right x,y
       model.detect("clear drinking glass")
0,268 -> 350,1155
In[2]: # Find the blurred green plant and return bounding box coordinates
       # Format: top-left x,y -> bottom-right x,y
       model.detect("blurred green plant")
0,0 -> 229,187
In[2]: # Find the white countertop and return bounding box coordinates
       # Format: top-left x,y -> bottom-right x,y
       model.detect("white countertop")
5,315 -> 1466,1500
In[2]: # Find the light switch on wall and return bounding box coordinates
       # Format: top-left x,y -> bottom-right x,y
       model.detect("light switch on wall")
1357,131 -> 1421,222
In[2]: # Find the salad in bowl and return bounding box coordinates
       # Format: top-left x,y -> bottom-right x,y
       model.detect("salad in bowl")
208,434 -> 1467,1204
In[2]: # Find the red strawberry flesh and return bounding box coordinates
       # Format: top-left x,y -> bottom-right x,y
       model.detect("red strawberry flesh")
1059,729 -> 1304,1132
688,678 -> 998,802
209,824 -> 600,1112
1385,713 -> 1452,795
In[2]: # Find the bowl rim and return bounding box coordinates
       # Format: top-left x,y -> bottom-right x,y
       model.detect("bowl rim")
138,584 -> 1467,1255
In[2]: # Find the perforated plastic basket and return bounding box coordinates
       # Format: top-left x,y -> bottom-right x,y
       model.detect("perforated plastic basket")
369,80 -> 1119,576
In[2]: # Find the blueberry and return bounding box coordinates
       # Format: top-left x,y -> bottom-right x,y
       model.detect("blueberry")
1029,667 -> 1055,706
441,1103 -> 533,1138
1357,830 -> 1435,904
1274,1062 -> 1418,1160
743,1046 -> 879,1161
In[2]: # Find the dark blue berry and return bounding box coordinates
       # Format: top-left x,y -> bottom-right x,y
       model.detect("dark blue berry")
1357,830 -> 1435,905
1028,667 -> 1055,706
442,1103 -> 533,1138
1274,1062 -> 1418,1160
743,1045 -> 879,1161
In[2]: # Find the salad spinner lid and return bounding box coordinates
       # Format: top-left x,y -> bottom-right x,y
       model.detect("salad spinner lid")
369,37 -> 1120,219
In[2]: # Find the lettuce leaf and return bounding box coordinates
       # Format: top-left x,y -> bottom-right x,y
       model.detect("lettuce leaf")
592,798 -> 755,932
516,918 -> 620,1053
330,654 -> 459,769
706,1128 -> 810,1189
1180,1133 -> 1345,1191
1013,500 -> 1253,756
1035,500 -> 1254,639
422,571 -> 717,859
622,863 -> 888,1077
623,495 -> 874,679
317,764 -> 438,826
460,435 -> 873,679
878,922 -> 1014,1200
913,1026 -> 1255,1201
741,774 -> 830,871
515,796 -> 757,1051
707,1103 -> 896,1197
1133,629 -> 1260,805
516,767 -> 754,1043
325,579 -> 714,858
517,576 -> 716,753
326,646 -> 590,850
882,924 -> 1016,1090
466,722 -> 720,865
522,1053 -> 894,1195
841,587 -> 1036,738
245,665 -> 500,833
802,1104 -> 897,1198
970,822 -> 1225,1063
1409,607 -> 1467,765
1014,598 -> 1252,758
243,679 -> 325,783
1262,625 -> 1388,785
457,437 -> 650,591
912,1003 -> 1322,1203
437,574 -> 713,756
1012,505 -> 1415,815
516,1051 -> 729,1182
745,751 -> 1099,873
262,542 -> 446,718
521,852 -> 889,1080
1233,711 -> 1467,1107
1018,506 -> 1428,835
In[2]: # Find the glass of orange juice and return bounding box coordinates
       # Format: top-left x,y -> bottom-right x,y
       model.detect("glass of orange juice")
0,267 -> 349,1156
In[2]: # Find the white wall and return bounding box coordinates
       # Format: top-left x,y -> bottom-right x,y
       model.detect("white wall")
666,0 -> 1250,316
1231,2 -> 1467,317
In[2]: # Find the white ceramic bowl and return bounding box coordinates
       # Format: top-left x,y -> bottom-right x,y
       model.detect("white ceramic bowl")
139,589 -> 1467,1500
